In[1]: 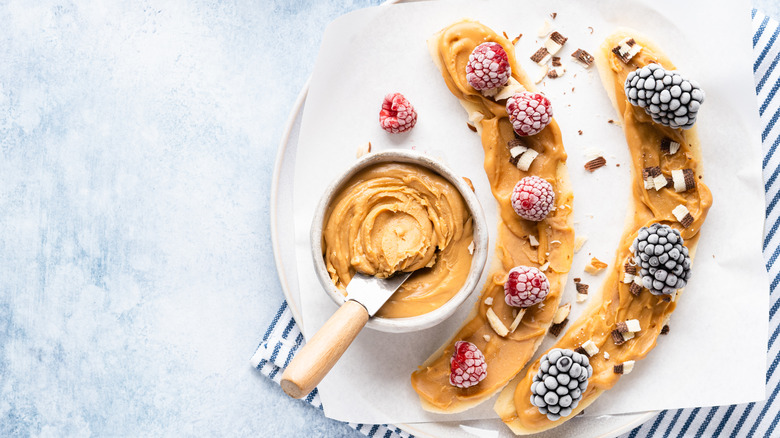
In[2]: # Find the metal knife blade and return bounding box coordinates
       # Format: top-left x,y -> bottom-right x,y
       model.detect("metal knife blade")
345,271 -> 413,316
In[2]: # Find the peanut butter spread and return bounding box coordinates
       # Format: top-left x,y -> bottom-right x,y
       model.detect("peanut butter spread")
500,32 -> 713,432
322,162 -> 474,318
410,21 -> 574,411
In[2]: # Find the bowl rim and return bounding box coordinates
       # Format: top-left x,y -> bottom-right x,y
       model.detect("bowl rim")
309,149 -> 489,333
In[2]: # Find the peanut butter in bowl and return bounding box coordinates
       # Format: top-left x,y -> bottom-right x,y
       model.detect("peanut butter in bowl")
311,150 -> 489,332
323,161 -> 476,318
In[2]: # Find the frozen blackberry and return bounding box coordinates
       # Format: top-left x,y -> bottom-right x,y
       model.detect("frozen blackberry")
624,63 -> 704,129
631,223 -> 691,296
530,348 -> 592,421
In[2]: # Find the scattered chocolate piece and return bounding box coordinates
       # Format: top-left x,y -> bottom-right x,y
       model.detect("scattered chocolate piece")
575,282 -> 589,294
548,318 -> 569,337
661,325 -> 670,335
672,168 -> 696,192
608,119 -> 615,124
550,12 -> 557,19
531,47 -> 552,65
612,37 -> 642,64
467,122 -> 477,132
571,48 -> 594,67
574,346 -> 588,356
662,295 -> 672,302
587,26 -> 594,34
547,67 -> 565,79
502,31 -> 509,39
574,277 -> 581,283
545,32 -> 568,56
624,263 -> 637,275
643,166 -> 662,178
578,130 -> 583,135
660,137 -> 681,154
552,56 -> 562,67
512,34 -> 523,45
613,363 -> 624,374
616,321 -> 629,333
585,156 -> 607,172
612,329 -> 627,345
629,282 -> 642,296
581,340 -> 599,356
672,204 -> 694,228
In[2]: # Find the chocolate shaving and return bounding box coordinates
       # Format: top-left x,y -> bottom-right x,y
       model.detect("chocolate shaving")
683,169 -> 696,190
611,329 -> 627,345
588,26 -> 594,34
467,122 -> 477,132
549,318 -> 569,337
585,156 -> 607,172
680,213 -> 694,228
660,137 -> 673,153
549,31 -> 567,46
629,282 -> 642,296
574,346 -> 588,356
530,47 -> 551,63
643,166 -> 662,178
624,263 -> 637,275
613,364 -> 624,374
611,39 -> 636,64
571,48 -> 594,66
552,56 -> 562,67
661,325 -> 670,335
575,282 -> 589,294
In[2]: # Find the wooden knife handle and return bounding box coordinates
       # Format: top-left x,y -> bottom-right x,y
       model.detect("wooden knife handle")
280,300 -> 369,399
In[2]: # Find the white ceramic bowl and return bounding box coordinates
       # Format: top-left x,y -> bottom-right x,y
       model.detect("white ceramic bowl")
310,149 -> 489,333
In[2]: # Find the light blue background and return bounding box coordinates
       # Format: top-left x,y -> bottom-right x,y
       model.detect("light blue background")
0,1 -> 776,437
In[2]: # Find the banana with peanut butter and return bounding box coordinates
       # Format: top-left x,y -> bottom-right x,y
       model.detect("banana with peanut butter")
495,29 -> 713,434
410,20 -> 575,413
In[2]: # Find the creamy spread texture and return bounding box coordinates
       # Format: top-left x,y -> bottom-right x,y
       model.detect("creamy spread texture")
411,21 -> 574,411
499,32 -> 713,432
322,162 -> 474,318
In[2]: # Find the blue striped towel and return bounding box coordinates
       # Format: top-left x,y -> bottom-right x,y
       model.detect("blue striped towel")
253,9 -> 779,438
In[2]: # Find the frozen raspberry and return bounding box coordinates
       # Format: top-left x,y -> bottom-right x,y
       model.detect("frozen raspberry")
504,266 -> 550,307
466,42 -> 511,91
449,341 -> 487,388
379,93 -> 417,133
511,176 -> 555,221
506,92 -> 553,136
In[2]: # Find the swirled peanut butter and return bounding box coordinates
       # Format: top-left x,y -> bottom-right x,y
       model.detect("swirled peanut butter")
499,32 -> 713,433
410,21 -> 574,412
322,162 -> 474,318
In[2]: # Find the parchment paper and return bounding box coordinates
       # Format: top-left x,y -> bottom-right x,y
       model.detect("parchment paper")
292,0 -> 768,424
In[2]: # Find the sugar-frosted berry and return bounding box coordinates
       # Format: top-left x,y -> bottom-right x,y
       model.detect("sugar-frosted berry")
631,223 -> 691,295
530,348 -> 592,421
504,266 -> 550,307
466,42 -> 511,91
449,341 -> 487,388
511,176 -> 555,221
624,64 -> 704,129
506,92 -> 553,136
379,93 -> 417,133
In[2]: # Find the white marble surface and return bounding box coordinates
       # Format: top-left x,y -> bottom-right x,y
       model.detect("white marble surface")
0,1 -> 776,437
